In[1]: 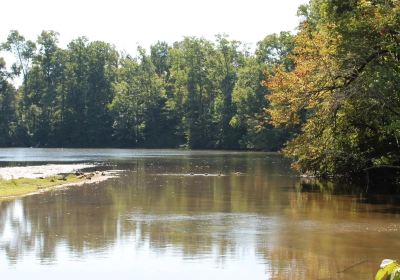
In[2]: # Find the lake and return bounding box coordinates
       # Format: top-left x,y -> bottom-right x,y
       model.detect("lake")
0,148 -> 398,279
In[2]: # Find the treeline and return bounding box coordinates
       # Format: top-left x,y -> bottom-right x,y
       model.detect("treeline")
0,31 -> 293,149
4,0 -> 397,176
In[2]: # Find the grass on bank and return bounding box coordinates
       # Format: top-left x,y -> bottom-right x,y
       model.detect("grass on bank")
0,175 -> 83,198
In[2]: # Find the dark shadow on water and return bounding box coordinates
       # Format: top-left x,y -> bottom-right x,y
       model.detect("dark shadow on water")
296,176 -> 400,213
295,177 -> 367,195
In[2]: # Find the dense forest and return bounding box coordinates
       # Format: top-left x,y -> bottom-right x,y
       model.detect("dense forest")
0,30 -> 293,150
1,0 -> 400,176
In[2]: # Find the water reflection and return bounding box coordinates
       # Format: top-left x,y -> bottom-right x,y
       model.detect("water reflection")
0,152 -> 399,279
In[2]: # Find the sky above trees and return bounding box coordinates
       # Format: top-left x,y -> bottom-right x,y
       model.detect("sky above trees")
0,0 -> 307,53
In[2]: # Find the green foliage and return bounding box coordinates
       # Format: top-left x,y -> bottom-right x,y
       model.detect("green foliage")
256,31 -> 295,71
268,0 -> 400,175
1,30 -> 36,78
1,30 -> 294,150
168,37 -> 220,148
167,36 -> 246,148
109,49 -> 168,147
0,57 -> 18,146
1,0 -> 399,211
232,32 -> 295,150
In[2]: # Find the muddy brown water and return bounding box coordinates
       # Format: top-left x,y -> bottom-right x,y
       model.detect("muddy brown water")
0,149 -> 399,279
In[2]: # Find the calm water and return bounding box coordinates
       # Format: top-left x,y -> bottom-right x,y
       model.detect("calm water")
0,148 -> 399,279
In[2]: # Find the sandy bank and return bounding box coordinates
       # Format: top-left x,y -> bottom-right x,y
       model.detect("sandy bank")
0,163 -> 95,180
0,170 -> 120,201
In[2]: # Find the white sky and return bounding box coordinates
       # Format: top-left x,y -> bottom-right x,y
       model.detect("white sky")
1,0 -> 308,55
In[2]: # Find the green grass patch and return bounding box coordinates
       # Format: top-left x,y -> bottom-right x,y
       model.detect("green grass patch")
0,175 -> 83,199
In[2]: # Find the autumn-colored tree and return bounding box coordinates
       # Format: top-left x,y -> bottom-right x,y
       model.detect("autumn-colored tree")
267,0 -> 400,175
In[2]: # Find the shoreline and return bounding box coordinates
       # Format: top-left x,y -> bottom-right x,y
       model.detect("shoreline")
0,170 -> 118,201
0,163 -> 96,180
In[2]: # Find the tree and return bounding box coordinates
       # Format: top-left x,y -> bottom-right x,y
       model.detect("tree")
267,0 -> 400,175
2,31 -> 36,145
256,31 -> 295,72
232,32 -> 295,150
213,35 -> 244,148
84,41 -> 119,146
62,37 -> 90,146
61,38 -> 118,147
27,31 -> 61,145
110,48 -> 165,146
0,57 -> 17,146
150,41 -> 182,147
1,30 -> 36,80
150,41 -> 171,79
168,37 -> 219,148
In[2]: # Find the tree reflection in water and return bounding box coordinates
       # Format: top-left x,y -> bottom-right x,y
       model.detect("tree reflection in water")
0,154 -> 399,279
